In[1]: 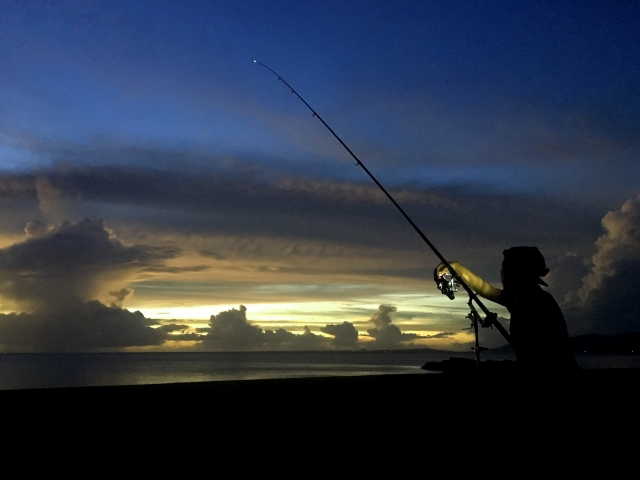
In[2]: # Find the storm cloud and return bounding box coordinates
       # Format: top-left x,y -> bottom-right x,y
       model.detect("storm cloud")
0,218 -> 180,311
564,192 -> 640,335
0,218 -> 183,351
0,301 -> 166,352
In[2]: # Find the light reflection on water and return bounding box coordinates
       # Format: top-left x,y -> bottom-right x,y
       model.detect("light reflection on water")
0,351 -> 442,390
0,351 -> 636,390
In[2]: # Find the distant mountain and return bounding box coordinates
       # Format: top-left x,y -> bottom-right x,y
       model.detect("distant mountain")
488,333 -> 640,355
488,344 -> 514,354
570,333 -> 640,354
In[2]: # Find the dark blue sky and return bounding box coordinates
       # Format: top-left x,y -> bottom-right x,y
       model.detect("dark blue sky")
1,1 -> 638,202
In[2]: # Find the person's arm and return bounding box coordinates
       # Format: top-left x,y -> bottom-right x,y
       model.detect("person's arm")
434,261 -> 504,305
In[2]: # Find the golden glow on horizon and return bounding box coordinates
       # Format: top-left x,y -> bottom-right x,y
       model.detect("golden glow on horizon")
136,296 -> 431,321
133,295 -> 503,348
0,225 -> 510,350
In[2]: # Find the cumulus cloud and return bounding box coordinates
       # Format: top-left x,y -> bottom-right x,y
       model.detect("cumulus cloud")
0,218 -> 180,311
201,305 -> 329,351
321,322 -> 359,347
202,305 -> 263,350
108,288 -> 133,307
578,193 -> 640,302
264,325 -> 327,350
370,305 -> 395,329
564,193 -> 640,334
366,305 -> 420,349
545,252 -> 590,306
0,218 -> 184,351
0,301 -> 167,351
24,220 -> 54,238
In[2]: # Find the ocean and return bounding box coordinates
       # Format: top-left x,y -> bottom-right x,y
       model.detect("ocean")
0,350 -> 637,390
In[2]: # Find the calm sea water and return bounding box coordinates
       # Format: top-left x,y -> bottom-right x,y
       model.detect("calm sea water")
0,350 -> 636,390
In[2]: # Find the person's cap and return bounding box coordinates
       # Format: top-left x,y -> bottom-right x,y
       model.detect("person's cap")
502,246 -> 550,286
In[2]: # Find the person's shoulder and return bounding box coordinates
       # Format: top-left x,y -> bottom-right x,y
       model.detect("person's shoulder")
505,286 -> 560,309
536,287 -> 559,303
536,287 -> 564,315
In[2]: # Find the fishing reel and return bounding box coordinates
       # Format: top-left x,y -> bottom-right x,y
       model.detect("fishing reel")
436,273 -> 460,300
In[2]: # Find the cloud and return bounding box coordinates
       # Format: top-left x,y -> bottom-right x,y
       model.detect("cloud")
24,220 -> 54,238
0,301 -> 167,351
108,288 -> 133,307
36,176 -> 77,225
0,174 -> 36,199
0,217 -> 199,351
201,305 -> 329,351
0,161 -> 623,349
366,305 -> 420,349
198,250 -> 227,260
321,322 -> 359,347
0,218 -> 180,311
264,325 -> 327,350
145,264 -> 210,274
564,192 -> 640,334
0,165 -> 607,292
156,324 -> 189,334
544,252 -> 590,306
4,163 -> 599,256
202,305 -> 264,350
578,193 -> 640,302
155,323 -> 202,341
370,304 -> 395,329
423,331 -> 456,339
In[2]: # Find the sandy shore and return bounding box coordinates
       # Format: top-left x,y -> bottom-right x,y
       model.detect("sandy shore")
3,369 -> 637,418
4,370 -> 632,456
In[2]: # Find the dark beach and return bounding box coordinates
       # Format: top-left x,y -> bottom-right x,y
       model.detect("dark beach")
4,368 -> 638,435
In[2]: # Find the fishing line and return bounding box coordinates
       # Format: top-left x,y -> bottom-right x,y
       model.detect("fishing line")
254,60 -> 511,347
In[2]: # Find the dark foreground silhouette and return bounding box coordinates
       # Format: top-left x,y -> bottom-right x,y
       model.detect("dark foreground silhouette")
435,246 -> 578,372
3,368 -> 636,435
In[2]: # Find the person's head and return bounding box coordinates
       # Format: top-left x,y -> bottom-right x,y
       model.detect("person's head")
500,246 -> 549,289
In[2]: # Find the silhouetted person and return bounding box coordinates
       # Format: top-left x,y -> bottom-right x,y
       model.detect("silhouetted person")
435,246 -> 578,374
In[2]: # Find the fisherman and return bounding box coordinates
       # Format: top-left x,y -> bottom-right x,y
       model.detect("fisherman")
434,246 -> 578,373
256,63 -> 577,373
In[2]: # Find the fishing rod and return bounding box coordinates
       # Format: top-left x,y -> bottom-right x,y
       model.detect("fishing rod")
254,60 -> 512,353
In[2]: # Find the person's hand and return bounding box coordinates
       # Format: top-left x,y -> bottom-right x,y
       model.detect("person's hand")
433,262 -> 453,281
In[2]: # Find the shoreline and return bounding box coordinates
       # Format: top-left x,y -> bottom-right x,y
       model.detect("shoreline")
3,366 -> 638,393
5,369 -> 637,434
